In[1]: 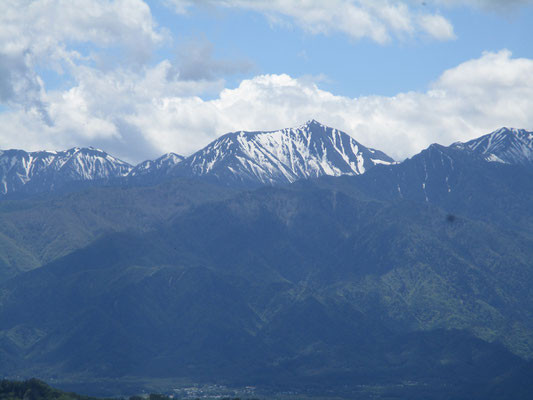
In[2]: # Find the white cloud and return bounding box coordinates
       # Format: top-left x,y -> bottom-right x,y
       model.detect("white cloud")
0,50 -> 532,164
0,0 -> 529,165
168,0 -> 457,43
0,0 -> 164,61
0,59 -> 225,162
0,0 -> 165,116
417,14 -> 456,40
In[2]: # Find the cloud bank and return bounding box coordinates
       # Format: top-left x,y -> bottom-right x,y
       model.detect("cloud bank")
1,48 -> 532,163
0,1 -> 532,163
0,0 -> 165,124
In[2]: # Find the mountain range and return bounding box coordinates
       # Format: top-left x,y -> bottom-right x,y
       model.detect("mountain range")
1,122 -> 533,399
0,120 -> 394,195
3,122 -> 532,197
0,147 -> 132,196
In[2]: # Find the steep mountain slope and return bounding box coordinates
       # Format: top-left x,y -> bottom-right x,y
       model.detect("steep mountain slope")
172,120 -> 394,186
452,127 -> 533,165
2,184 -> 533,398
0,179 -> 239,282
0,147 -> 132,196
0,121 -> 393,193
331,128 -> 533,234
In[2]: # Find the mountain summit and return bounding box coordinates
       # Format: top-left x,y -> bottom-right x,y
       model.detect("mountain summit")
173,120 -> 395,186
352,127 -> 533,206
452,127 -> 533,166
0,147 -> 132,195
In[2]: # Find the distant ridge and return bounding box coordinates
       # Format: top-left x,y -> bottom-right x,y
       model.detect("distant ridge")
2,124 -> 533,196
128,152 -> 185,178
0,147 -> 132,195
452,127 -> 533,165
345,126 -> 533,207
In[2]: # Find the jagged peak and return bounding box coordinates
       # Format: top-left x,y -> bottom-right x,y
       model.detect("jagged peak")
211,120 -> 334,145
127,152 -> 185,178
302,119 -> 325,128
152,152 -> 185,163
447,127 -> 533,166
471,127 -> 531,141
177,120 -> 395,185
165,152 -> 183,157
0,145 -> 134,195
298,119 -> 333,134
64,146 -> 109,155
415,143 -> 451,159
493,126 -> 522,134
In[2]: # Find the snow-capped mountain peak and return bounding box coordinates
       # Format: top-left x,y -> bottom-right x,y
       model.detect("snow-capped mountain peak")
177,120 -> 395,186
128,152 -> 185,177
0,147 -> 132,195
452,127 -> 533,165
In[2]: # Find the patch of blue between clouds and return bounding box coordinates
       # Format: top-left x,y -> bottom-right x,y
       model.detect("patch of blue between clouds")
147,1 -> 533,99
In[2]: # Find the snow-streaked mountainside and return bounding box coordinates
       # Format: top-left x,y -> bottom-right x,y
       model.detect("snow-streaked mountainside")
452,127 -> 533,165
2,124 -> 532,197
175,120 -> 395,186
362,127 -> 533,205
0,147 -> 132,195
128,152 -> 184,177
1,120 -> 394,194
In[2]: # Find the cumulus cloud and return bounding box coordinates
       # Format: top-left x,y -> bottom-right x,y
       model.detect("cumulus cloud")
0,0 -> 165,63
0,0 -> 165,123
0,59 -> 225,161
0,50 -> 532,163
167,0 -> 456,43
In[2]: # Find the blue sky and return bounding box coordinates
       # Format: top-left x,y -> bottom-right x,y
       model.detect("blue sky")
150,1 -> 533,97
0,0 -> 532,163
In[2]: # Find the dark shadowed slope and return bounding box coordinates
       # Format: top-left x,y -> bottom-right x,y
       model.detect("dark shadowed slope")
2,183 -> 533,399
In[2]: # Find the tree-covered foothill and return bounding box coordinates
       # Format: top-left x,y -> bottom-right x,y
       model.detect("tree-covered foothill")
0,379 -> 105,400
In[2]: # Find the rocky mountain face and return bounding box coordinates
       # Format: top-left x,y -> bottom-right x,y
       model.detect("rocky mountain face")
0,147 -> 132,196
1,121 -> 394,194
452,127 -> 533,166
341,127 -> 533,209
3,125 -> 532,197
173,120 -> 395,186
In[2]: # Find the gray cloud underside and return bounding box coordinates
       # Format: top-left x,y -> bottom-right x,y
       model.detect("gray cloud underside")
168,37 -> 254,81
